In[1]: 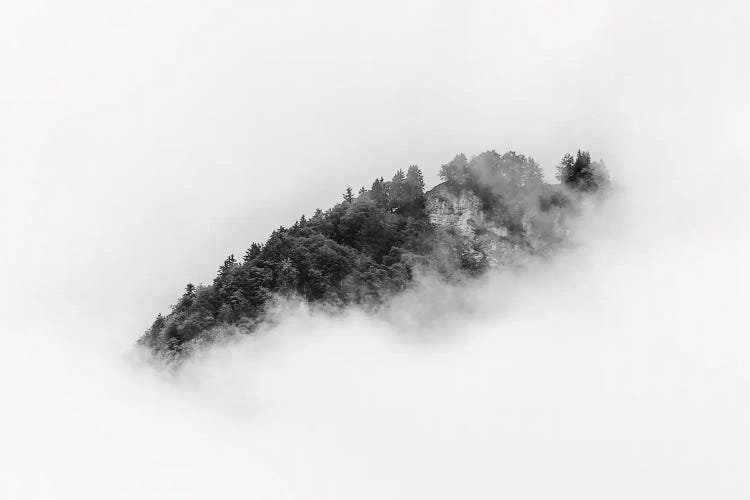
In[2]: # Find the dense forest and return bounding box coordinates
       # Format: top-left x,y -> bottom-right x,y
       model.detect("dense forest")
139,149 -> 609,357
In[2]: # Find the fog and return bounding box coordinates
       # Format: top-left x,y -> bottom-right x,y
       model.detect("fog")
2,0 -> 749,498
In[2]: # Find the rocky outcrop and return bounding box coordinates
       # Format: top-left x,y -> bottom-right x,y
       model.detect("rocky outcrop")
425,182 -> 567,268
426,183 -> 506,237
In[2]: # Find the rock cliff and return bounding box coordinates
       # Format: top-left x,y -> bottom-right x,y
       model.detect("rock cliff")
425,182 -> 568,269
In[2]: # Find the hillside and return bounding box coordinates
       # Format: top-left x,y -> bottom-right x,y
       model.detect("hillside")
138,149 -> 609,357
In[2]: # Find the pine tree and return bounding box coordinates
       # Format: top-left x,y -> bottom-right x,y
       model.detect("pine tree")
151,313 -> 165,333
244,243 -> 262,262
392,169 -> 406,184
574,150 -> 592,182
403,165 -> 426,216
370,177 -> 389,208
574,150 -> 595,190
389,169 -> 407,211
216,254 -> 237,282
556,150 -> 605,191
406,165 -> 425,193
556,153 -> 575,184
344,187 -> 354,203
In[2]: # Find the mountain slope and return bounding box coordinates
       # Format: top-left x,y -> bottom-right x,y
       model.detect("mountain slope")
138,150 -> 608,357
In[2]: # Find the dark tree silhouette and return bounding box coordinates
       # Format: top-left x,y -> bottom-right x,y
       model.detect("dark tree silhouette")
244,243 -> 262,262
401,165 -> 426,217
139,148 -> 609,356
557,150 -> 608,192
388,169 -> 407,211
370,177 -> 389,208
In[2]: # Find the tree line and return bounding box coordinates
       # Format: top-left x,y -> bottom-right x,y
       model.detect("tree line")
139,149 -> 609,356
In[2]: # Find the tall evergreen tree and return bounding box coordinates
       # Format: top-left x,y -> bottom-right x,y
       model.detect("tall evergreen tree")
244,243 -> 262,263
557,150 -> 598,191
344,187 -> 354,203
389,169 -> 407,211
556,153 -> 576,185
406,165 -> 425,193
573,150 -> 592,183
215,254 -> 237,283
392,169 -> 406,184
370,177 -> 389,208
403,165 -> 426,216
556,150 -> 608,192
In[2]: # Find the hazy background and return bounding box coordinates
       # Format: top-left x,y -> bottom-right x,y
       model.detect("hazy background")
1,0 -> 749,498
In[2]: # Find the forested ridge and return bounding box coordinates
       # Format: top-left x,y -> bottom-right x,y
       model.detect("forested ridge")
139,149 -> 609,357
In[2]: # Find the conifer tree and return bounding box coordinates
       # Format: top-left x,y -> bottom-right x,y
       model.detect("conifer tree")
405,165 -> 425,195
392,169 -> 406,184
344,187 -> 354,203
152,313 -> 165,330
389,169 -> 407,210
557,150 -> 601,191
244,243 -> 262,262
573,150 -> 592,186
403,165 -> 426,216
556,153 -> 575,185
215,254 -> 237,283
370,177 -> 389,208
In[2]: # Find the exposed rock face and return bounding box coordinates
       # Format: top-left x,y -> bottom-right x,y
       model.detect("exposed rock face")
425,182 -> 567,268
426,183 -> 506,237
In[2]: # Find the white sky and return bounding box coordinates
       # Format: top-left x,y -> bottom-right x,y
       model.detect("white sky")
1,1 -> 749,498
2,0 -> 745,336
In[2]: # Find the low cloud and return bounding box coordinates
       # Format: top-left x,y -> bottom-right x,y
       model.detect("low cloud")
2,0 -> 748,497
3,180 -> 748,499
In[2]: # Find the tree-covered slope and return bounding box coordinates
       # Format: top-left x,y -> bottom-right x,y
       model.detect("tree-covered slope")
139,150 -> 609,357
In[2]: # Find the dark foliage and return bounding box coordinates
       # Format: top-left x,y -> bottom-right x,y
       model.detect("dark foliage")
556,150 -> 610,192
140,150 -> 607,356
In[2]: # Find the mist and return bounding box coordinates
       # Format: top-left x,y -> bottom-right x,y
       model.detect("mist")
2,0 -> 749,498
